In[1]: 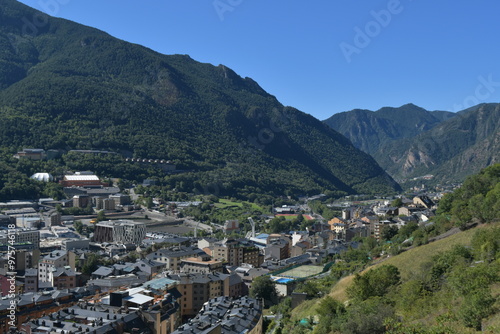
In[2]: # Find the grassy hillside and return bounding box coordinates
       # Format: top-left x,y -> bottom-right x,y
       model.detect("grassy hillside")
285,223 -> 500,334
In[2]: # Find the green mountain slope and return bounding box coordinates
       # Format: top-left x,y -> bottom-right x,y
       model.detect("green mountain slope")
0,0 -> 400,199
280,165 -> 500,333
323,103 -> 455,155
374,103 -> 500,182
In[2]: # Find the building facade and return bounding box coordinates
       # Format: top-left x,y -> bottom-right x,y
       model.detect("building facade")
93,220 -> 146,246
38,250 -> 68,283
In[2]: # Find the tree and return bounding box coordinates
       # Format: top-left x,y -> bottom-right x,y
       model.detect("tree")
96,210 -> 106,222
317,296 -> 345,319
471,227 -> 500,262
81,253 -> 101,275
381,225 -> 398,241
250,276 -> 278,307
74,220 -> 83,234
295,280 -> 328,298
347,265 -> 401,301
458,289 -> 495,330
341,297 -> 395,334
391,198 -> 403,208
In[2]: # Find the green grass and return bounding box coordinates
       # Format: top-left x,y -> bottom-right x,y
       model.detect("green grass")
291,299 -> 320,319
276,215 -> 298,221
369,225 -> 480,280
214,199 -> 265,212
328,225 -> 481,302
329,275 -> 355,303
277,265 -> 323,279
294,223 -> 500,331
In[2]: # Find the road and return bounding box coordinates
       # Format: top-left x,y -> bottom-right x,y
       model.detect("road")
184,218 -> 213,233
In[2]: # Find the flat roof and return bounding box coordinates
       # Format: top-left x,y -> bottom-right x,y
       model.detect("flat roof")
182,257 -> 221,265
124,294 -> 153,305
64,175 -> 100,181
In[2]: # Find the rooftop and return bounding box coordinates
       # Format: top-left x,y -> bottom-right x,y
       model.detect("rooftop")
172,296 -> 262,334
64,174 -> 100,181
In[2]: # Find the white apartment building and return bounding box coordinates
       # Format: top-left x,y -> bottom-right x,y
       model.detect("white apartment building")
38,250 -> 68,283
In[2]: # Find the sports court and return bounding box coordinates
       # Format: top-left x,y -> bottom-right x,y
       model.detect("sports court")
277,265 -> 323,278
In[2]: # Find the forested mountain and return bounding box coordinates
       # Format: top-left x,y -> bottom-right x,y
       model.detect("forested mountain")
0,0 -> 400,200
325,102 -> 500,184
323,103 -> 455,155
373,103 -> 500,182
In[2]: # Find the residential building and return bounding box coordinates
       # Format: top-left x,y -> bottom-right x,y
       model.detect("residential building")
72,194 -> 90,208
43,209 -> 61,226
413,195 -> 435,209
38,250 -> 68,284
135,259 -> 166,278
86,272 -> 149,291
264,239 -> 289,261
146,246 -> 209,271
180,257 -> 223,274
96,197 -> 116,210
197,237 -> 218,250
172,296 -> 263,334
360,215 -> 379,236
19,268 -> 38,293
328,217 -> 348,232
212,238 -> 262,267
398,206 -> 420,216
51,267 -> 78,289
291,241 -> 310,257
19,302 -> 151,334
110,193 -> 132,206
0,228 -> 40,249
167,272 -> 245,319
0,286 -> 97,330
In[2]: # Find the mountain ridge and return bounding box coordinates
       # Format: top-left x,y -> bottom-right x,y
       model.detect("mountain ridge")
323,103 -> 456,155
373,103 -> 500,182
0,0 -> 400,199
324,101 -> 499,184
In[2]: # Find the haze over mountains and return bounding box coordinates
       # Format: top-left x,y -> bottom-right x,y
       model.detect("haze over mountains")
324,104 -> 456,156
0,0 -> 400,198
325,103 -> 500,184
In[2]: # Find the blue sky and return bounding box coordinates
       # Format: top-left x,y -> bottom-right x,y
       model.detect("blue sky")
17,0 -> 500,120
